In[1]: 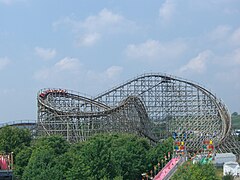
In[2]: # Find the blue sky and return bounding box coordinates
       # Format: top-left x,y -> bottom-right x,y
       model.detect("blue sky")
0,0 -> 240,123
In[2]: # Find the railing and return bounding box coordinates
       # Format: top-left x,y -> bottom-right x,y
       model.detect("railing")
0,120 -> 36,128
154,156 -> 185,180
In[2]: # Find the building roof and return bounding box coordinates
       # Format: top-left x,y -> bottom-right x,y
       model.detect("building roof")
216,153 -> 236,158
224,161 -> 239,168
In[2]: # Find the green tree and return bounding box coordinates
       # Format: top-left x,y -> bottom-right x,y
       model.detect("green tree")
32,135 -> 70,155
110,133 -> 150,179
172,162 -> 219,180
222,172 -> 234,180
65,148 -> 91,179
14,146 -> 32,179
22,135 -> 70,180
0,126 -> 32,154
147,137 -> 173,169
67,133 -> 150,180
10,132 -> 174,179
68,134 -> 118,179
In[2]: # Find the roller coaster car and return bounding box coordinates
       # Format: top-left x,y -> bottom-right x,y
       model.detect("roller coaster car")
39,89 -> 67,99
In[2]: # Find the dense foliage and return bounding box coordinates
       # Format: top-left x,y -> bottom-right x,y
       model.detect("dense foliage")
231,112 -> 240,129
22,136 -> 70,179
172,161 -> 219,180
19,133 -> 151,180
0,126 -> 174,180
0,124 -> 225,179
67,133 -> 151,179
0,126 -> 32,154
147,138 -> 173,167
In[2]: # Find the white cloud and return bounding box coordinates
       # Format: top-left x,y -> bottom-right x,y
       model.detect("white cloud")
35,47 -> 56,60
179,50 -> 212,74
86,66 -> 123,81
34,57 -> 82,80
0,57 -> 10,70
201,48 -> 240,67
82,8 -> 124,31
54,57 -> 81,71
208,25 -> 232,41
207,25 -> 240,47
77,33 -> 101,47
34,56 -> 123,86
105,66 -> 123,79
52,16 -> 80,32
159,0 -> 176,22
35,61 -> 123,96
125,39 -> 187,60
53,8 -> 137,46
126,40 -> 160,59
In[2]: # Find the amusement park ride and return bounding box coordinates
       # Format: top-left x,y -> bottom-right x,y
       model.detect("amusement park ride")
1,72 -> 239,179
37,73 -> 240,154
0,153 -> 13,179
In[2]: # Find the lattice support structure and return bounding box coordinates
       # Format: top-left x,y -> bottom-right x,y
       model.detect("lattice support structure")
37,73 -> 238,154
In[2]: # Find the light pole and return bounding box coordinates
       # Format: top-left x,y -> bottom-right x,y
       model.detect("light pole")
11,152 -> 13,170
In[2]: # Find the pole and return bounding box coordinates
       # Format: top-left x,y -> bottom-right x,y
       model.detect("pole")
67,121 -> 69,142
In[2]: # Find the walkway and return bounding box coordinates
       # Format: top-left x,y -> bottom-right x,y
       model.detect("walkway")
154,157 -> 181,180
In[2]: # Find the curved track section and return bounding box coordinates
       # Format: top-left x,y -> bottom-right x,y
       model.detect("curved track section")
0,120 -> 36,129
37,89 -> 154,142
93,73 -> 231,150
37,73 -> 234,152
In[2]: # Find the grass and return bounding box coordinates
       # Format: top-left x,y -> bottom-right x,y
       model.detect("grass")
215,167 -> 223,179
